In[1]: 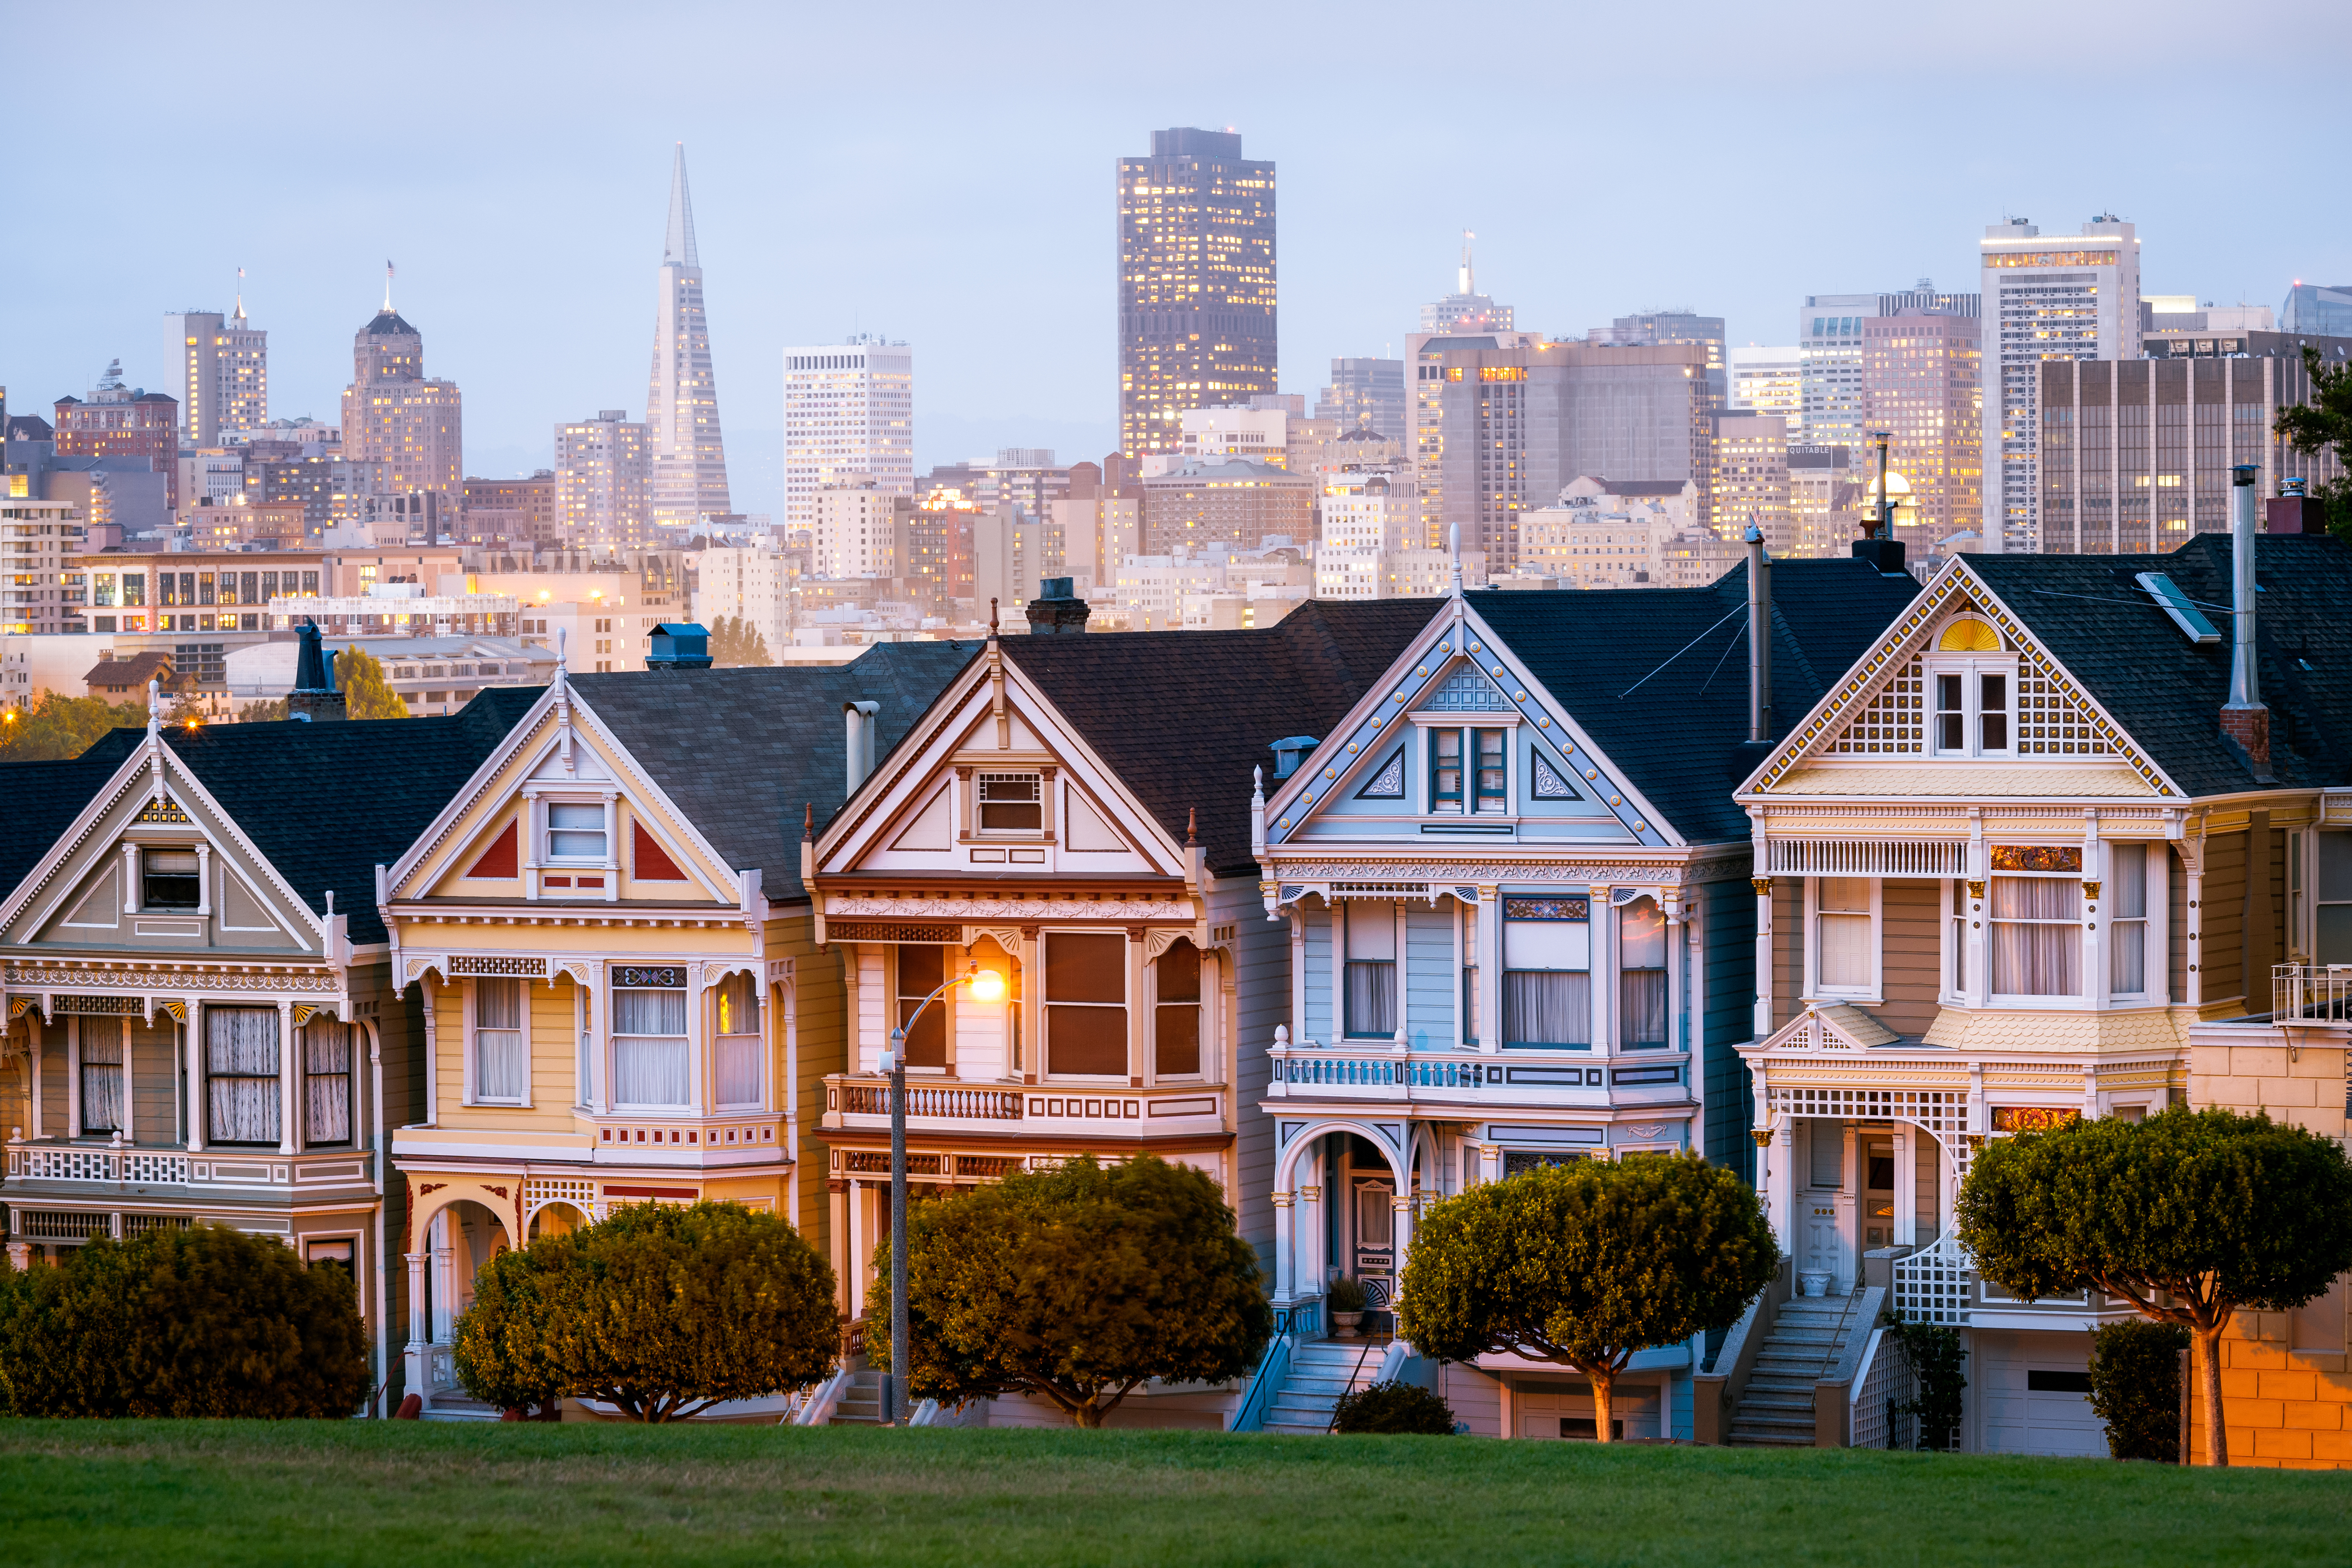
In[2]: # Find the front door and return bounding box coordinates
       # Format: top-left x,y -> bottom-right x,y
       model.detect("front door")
1862,1137 -> 1898,1255
1353,1178 -> 1395,1311
1801,1117 -> 1845,1288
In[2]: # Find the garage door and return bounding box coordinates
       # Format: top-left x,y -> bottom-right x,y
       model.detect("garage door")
1977,1333 -> 2106,1457
1513,1381 -> 1661,1442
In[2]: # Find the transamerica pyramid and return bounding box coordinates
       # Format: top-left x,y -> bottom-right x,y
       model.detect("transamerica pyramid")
647,143 -> 733,528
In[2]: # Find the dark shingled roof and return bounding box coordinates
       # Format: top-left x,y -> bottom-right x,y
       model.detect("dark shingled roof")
362,310 -> 419,337
1000,599 -> 1445,878
1471,559 -> 1924,844
568,642 -> 983,902
0,731 -> 146,915
151,689 -> 544,944
1968,533 -> 2352,794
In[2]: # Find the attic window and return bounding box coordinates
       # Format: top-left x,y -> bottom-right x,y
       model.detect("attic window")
977,773 -> 1041,832
142,850 -> 201,910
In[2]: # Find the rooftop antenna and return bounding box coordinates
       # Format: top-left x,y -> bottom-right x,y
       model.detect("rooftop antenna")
383,260 -> 395,313
1459,230 -> 1476,296
234,267 -> 247,322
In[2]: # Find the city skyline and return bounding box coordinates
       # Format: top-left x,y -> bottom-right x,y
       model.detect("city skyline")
2,1 -> 2344,524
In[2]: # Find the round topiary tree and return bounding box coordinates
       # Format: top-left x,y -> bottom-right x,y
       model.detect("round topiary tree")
870,1154 -> 1271,1428
1399,1153 -> 1779,1443
453,1200 -> 838,1422
1957,1106 -> 2352,1467
1331,1378 -> 1457,1435
0,1223 -> 368,1417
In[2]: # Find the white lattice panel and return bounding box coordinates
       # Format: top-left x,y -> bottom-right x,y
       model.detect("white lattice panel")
1768,1085 -> 1967,1138
1892,1235 -> 1972,1326
525,1176 -> 598,1220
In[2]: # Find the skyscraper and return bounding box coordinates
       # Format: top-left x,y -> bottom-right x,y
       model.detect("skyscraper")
647,144 -> 732,529
167,279 -> 268,448
1117,128 -> 1277,457
1860,309 -> 1982,551
1978,216 -> 2139,552
1798,284 -> 1980,467
1420,234 -> 1513,334
782,338 -> 914,531
1315,358 -> 1407,442
555,410 -> 651,548
1587,310 -> 1728,412
340,269 -> 463,507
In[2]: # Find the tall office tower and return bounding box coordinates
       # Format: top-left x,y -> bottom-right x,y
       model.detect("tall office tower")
1314,358 -> 1407,441
1788,445 -> 1862,556
1711,413 -> 1792,551
1979,216 -> 2139,552
782,337 -> 913,530
1726,346 -> 1802,425
2281,282 -> 2352,336
340,273 -> 463,508
1860,309 -> 1982,550
1117,127 -> 1277,457
1421,339 -> 1714,572
1421,235 -> 1514,334
1799,284 -> 1979,467
1407,325 -> 1545,549
646,144 -> 732,529
167,284 -> 268,449
554,411 -> 651,548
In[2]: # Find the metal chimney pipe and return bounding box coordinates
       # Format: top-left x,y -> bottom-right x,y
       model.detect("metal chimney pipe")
1745,524 -> 1771,745
2228,466 -> 2259,710
844,700 -> 880,795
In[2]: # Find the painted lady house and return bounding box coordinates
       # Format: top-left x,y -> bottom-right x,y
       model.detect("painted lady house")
377,634 -> 977,1417
1723,482 -> 2352,1456
0,652 -> 534,1413
1245,545 -> 1919,1439
808,590 -> 1439,1424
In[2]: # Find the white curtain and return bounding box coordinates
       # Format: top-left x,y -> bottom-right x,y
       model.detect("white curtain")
716,975 -> 761,1106
1619,970 -> 1666,1047
305,1021 -> 352,1143
80,1021 -> 124,1133
206,1006 -> 280,1143
474,978 -> 527,1101
613,986 -> 689,1107
2110,844 -> 2148,996
1504,971 -> 1591,1046
1344,962 -> 1396,1036
1992,877 -> 2081,995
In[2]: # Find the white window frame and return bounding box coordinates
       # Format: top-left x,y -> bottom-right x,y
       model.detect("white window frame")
712,969 -> 766,1111
2106,842 -> 2154,1002
1985,866 -> 2089,1008
1805,875 -> 1883,1003
540,794 -> 614,867
974,771 -> 1045,839
465,977 -> 531,1108
1146,940 -> 1210,1084
1924,652 -> 2019,759
610,968 -> 694,1112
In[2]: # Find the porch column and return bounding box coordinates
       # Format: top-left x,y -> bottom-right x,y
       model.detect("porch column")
1751,877 -> 1774,1037
1664,895 -> 1686,1055
277,1000 -> 298,1155
1271,1189 -> 1295,1303
404,1250 -> 430,1348
1893,1123 -> 1917,1248
846,1178 -> 864,1321
1476,885 -> 1502,1054
429,1212 -> 455,1344
1299,1179 -> 1324,1295
1391,1194 -> 1415,1313
185,1001 -> 204,1152
1770,1120 -> 1797,1254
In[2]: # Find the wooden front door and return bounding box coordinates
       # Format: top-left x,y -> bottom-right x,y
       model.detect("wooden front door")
1352,1177 -> 1395,1310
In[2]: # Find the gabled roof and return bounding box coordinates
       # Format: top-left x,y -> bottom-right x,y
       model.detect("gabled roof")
0,733 -> 146,914
1967,533 -> 2352,794
999,599 -> 1444,878
1469,560 -> 1924,843
149,689 -> 542,944
567,641 -> 983,902
84,651 -> 172,687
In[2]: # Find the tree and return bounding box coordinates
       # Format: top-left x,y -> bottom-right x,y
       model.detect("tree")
2275,346 -> 2352,542
0,1223 -> 368,1417
1957,1106 -> 2352,1467
708,615 -> 774,669
1399,1154 -> 1779,1443
0,691 -> 147,762
240,697 -> 290,723
335,646 -> 410,720
450,1200 -> 837,1422
870,1155 -> 1271,1428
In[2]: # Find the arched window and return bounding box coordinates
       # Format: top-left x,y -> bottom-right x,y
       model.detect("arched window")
1155,939 -> 1202,1076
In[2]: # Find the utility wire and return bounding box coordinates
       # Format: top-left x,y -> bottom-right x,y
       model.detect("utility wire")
1617,605 -> 1747,699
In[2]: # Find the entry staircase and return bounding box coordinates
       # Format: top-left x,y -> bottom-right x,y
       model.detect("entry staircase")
1262,1338 -> 1388,1434
828,1367 -> 890,1425
1727,1293 -> 1870,1446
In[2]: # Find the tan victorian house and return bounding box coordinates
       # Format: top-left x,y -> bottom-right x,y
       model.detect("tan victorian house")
379,643 -> 975,1416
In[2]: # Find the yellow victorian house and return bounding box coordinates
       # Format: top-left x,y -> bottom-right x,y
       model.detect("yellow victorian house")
379,641 -> 976,1416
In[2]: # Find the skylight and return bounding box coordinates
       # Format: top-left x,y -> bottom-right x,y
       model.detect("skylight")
2134,573 -> 2220,645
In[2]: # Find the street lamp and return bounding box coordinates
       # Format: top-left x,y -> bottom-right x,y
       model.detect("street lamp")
877,957 -> 1007,1423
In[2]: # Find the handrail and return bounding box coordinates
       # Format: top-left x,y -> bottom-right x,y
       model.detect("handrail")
792,1366 -> 853,1426
1230,1305 -> 1302,1433
1326,1334 -> 1381,1431
1693,1256 -> 1790,1444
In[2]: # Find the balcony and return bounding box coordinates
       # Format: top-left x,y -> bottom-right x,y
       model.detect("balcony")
4,1135 -> 375,1197
821,1075 -> 1226,1138
2273,963 -> 2352,1026
1266,1039 -> 1690,1106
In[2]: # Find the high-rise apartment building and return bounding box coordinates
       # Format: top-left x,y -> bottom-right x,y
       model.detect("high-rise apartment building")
1727,346 -> 1802,424
340,279 -> 463,509
1979,217 -> 2139,552
1711,413 -> 1792,551
1314,358 -> 1407,442
647,144 -> 732,529
1408,326 -> 1546,550
812,476 -> 912,579
462,472 -> 560,548
554,411 -> 650,548
52,362 -> 180,509
1421,235 -> 1513,335
2281,282 -> 2352,337
1861,309 -> 1982,549
167,289 -> 268,449
693,540 -> 790,655
971,450 -> 1070,520
1117,127 -> 1277,456
1138,457 -> 1314,556
1799,284 -> 1977,464
782,338 -> 913,530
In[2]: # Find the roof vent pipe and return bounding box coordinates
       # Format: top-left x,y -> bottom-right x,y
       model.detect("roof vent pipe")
2220,465 -> 2269,775
844,701 -> 879,795
1745,525 -> 1771,745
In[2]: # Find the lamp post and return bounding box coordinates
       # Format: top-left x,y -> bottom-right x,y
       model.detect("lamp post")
877,957 -> 1006,1423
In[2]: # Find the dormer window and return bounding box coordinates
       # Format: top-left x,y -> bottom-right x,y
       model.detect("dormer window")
142,849 -> 201,909
546,802 -> 607,860
977,772 -> 1041,832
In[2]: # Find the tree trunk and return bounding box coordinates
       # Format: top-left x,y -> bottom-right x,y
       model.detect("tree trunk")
1071,1399 -> 1104,1429
1590,1369 -> 1615,1444
2194,1319 -> 2228,1467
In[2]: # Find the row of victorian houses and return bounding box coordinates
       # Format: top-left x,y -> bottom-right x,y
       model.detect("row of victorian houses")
2,501 -> 2347,1462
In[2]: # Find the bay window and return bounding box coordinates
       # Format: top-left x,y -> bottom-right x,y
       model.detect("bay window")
1344,903 -> 1397,1037
1502,897 -> 1590,1048
895,945 -> 948,1069
206,1006 -> 280,1144
1618,897 -> 1667,1048
1991,876 -> 2081,996
1044,932 -> 1127,1076
716,972 -> 762,1106
305,1019 -> 353,1144
472,978 -> 527,1103
2110,843 -> 2148,997
611,967 -> 689,1107
1153,940 -> 1202,1076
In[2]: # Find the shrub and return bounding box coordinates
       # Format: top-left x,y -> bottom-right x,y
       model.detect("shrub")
2088,1319 -> 2189,1462
1325,1276 -> 1367,1313
0,1224 -> 367,1417
453,1200 -> 837,1422
1331,1378 -> 1456,1435
1887,1315 -> 1967,1451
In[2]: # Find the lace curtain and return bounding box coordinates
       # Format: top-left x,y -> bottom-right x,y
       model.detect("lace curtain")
1991,877 -> 2081,996
80,1021 -> 124,1133
475,978 -> 527,1101
305,1021 -> 352,1143
207,1006 -> 280,1143
613,986 -> 689,1107
2110,843 -> 2148,996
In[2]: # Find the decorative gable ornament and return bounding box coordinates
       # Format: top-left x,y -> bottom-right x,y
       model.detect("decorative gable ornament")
134,797 -> 191,825
1422,669 -> 1514,711
1530,750 -> 1579,799
1353,748 -> 1406,799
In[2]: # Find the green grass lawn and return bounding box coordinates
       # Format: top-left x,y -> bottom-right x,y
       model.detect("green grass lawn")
0,1422 -> 2338,1566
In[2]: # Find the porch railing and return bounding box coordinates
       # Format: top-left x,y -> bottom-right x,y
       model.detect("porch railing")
837,1083 -> 1025,1120
2273,963 -> 2352,1024
1891,1235 -> 1972,1326
1230,1301 -> 1319,1433
12,1146 -> 196,1184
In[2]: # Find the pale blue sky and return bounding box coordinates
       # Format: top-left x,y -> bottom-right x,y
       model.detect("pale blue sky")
4,0 -> 2345,521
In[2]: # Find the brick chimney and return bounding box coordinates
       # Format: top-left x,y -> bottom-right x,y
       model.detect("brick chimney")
1025,577 -> 1091,634
2220,464 -> 2270,777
